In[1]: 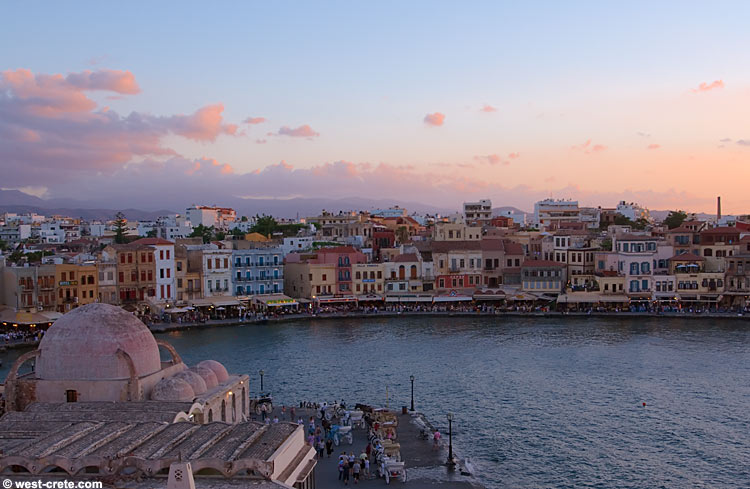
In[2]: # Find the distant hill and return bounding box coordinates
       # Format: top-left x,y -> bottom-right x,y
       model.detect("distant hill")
0,190 -> 454,220
492,206 -> 529,216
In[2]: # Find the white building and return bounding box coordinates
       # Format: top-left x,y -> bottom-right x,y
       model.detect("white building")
616,201 -> 650,222
495,209 -> 527,226
281,236 -> 316,255
38,221 -> 66,243
0,224 -> 31,245
463,199 -> 493,225
533,199 -> 580,229
186,205 -> 237,230
186,244 -> 233,297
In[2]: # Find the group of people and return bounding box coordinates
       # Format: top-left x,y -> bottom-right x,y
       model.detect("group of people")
0,329 -> 42,344
337,450 -> 370,485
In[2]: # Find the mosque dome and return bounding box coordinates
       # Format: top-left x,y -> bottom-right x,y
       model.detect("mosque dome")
36,303 -> 162,381
173,370 -> 208,396
151,376 -> 195,401
190,365 -> 219,389
196,360 -> 229,383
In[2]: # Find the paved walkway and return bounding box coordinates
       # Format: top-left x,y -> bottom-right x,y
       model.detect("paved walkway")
252,406 -> 483,489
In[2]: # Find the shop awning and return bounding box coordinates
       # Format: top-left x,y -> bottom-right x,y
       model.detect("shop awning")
316,296 -> 357,303
473,290 -> 506,301
433,295 -> 473,302
598,294 -> 630,303
557,292 -> 602,303
357,294 -> 384,301
165,307 -> 190,313
385,295 -> 433,303
0,308 -> 55,326
254,294 -> 299,307
506,292 -> 540,301
189,297 -> 241,307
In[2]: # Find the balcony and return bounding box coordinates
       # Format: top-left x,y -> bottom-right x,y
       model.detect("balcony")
449,267 -> 461,273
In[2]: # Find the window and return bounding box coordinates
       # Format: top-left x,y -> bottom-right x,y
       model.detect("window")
160,269 -> 164,279
160,250 -> 164,260
224,258 -> 228,268
322,274 -> 327,281
128,253 -> 133,263
119,271 -> 124,283
356,271 -> 361,280
166,250 -> 170,259
704,248 -> 713,257
147,270 -> 153,281
65,390 -> 78,402
215,258 -> 220,269
120,254 -> 125,264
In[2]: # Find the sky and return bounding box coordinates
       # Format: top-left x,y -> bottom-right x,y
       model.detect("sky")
1,1 -> 750,213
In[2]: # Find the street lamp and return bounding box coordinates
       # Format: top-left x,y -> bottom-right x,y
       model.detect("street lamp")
259,369 -> 265,393
410,375 -> 415,411
446,413 -> 455,467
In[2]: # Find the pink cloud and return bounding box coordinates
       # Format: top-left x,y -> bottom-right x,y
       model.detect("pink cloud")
647,144 -> 660,150
571,140 -> 607,154
692,80 -> 724,93
277,124 -> 320,138
474,154 -> 508,166
243,117 -> 266,124
165,104 -> 238,142
423,112 -> 445,126
479,104 -> 497,113
66,69 -> 140,94
508,152 -> 520,159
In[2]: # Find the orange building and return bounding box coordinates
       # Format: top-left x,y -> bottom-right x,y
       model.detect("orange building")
106,244 -> 156,306
54,264 -> 98,313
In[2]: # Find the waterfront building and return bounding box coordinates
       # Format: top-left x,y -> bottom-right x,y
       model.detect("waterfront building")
131,237 -> 176,303
106,243 -> 156,307
521,260 -> 566,294
384,254 -> 423,293
724,239 -> 750,308
431,241 -> 483,293
186,243 -> 232,297
96,253 -> 118,305
231,242 -> 284,296
699,226 -> 740,272
54,263 -> 98,313
668,253 -> 724,303
611,234 -> 672,297
286,246 -> 366,295
463,199 -> 493,225
175,244 -> 202,303
0,263 -> 56,311
353,262 -> 385,295
666,225 -> 702,256
284,261 -> 336,298
480,238 -> 524,288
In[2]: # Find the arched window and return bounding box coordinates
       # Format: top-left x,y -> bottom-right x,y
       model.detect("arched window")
208,409 -> 213,422
232,393 -> 236,422
410,265 -> 417,279
221,400 -> 226,422
704,248 -> 713,257
399,265 -> 405,280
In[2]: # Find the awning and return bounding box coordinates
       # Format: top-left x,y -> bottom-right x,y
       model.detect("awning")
506,292 -> 540,301
557,292 -> 602,303
598,295 -> 630,303
165,307 -> 190,313
316,296 -> 357,303
357,294 -> 384,301
0,309 -> 55,326
254,294 -> 298,307
189,297 -> 241,307
433,295 -> 473,302
385,295 -> 433,303
473,290 -> 506,301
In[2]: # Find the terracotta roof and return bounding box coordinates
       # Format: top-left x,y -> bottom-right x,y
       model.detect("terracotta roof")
521,260 -> 565,268
701,226 -> 740,234
669,252 -> 705,261
503,241 -> 525,255
316,246 -> 358,253
393,253 -> 419,262
616,233 -> 658,241
430,240 -> 482,252
667,225 -> 695,233
130,237 -> 175,246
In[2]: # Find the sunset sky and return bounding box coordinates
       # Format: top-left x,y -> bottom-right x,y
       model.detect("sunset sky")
2,1 -> 749,213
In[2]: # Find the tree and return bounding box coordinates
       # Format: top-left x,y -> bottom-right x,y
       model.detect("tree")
395,226 -> 409,244
113,212 -> 127,244
146,229 -> 157,238
0,239 -> 7,251
633,217 -> 650,230
250,215 -> 278,237
214,230 -> 226,241
190,224 -> 215,244
600,238 -> 612,251
613,214 -> 634,227
230,227 -> 246,238
663,210 -> 688,229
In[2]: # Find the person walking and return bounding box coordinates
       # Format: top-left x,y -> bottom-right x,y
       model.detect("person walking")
433,429 -> 441,451
325,437 -> 334,458
342,459 -> 350,486
352,458 -> 361,484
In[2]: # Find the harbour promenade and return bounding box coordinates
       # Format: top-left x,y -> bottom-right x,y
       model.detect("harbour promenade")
146,308 -> 750,333
255,406 -> 483,489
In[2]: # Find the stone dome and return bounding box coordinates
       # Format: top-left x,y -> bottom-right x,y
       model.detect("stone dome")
190,365 -> 219,389
197,360 -> 229,383
36,303 -> 162,381
151,377 -> 195,401
173,370 -> 208,396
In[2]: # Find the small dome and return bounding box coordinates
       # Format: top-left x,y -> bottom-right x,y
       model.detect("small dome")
173,370 -> 207,396
151,377 -> 195,401
190,365 -> 218,389
36,303 -> 161,381
197,360 -> 229,383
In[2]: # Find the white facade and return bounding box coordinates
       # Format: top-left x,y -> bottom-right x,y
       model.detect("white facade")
153,243 -> 176,302
39,222 -> 66,243
0,224 -> 31,244
186,206 -> 237,230
137,221 -> 157,236
281,236 -> 316,255
202,248 -> 233,297
533,199 -> 580,229
616,201 -> 650,222
463,199 -> 493,225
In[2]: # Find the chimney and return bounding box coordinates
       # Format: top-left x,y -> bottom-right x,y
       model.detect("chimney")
717,196 -> 721,221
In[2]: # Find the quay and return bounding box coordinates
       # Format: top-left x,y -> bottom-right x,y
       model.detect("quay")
257,405 -> 484,489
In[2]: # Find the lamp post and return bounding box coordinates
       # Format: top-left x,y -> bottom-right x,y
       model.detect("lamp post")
446,413 -> 455,467
259,369 -> 265,393
410,375 -> 415,411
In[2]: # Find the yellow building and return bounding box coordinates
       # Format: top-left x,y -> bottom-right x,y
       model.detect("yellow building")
284,262 -> 336,299
175,246 -> 202,303
352,263 -> 385,295
55,263 -> 98,313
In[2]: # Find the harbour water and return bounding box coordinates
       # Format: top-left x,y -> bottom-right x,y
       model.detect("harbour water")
3,315 -> 749,488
